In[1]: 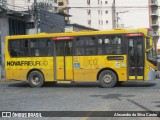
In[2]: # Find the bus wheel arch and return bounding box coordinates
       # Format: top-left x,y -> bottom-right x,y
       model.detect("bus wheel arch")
97,68 -> 118,88
27,69 -> 45,87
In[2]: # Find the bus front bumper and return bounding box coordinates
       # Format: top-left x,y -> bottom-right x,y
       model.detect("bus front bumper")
147,66 -> 157,80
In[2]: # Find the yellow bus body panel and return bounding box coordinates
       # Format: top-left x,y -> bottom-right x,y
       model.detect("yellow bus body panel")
73,55 -> 127,82
5,57 -> 54,82
5,28 -> 156,83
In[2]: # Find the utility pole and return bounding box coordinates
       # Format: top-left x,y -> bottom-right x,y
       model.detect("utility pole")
34,0 -> 38,33
116,11 -> 128,28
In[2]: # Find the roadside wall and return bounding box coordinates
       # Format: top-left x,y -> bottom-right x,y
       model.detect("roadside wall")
0,18 -> 9,78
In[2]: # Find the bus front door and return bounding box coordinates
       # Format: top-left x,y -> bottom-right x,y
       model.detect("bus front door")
54,40 -> 73,81
128,36 -> 144,80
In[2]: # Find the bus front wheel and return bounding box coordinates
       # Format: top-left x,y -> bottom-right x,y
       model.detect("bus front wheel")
28,71 -> 44,87
99,70 -> 117,88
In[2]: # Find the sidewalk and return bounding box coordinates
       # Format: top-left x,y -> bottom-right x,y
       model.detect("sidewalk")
0,78 -> 15,82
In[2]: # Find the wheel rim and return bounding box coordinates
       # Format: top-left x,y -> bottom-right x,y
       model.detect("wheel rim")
102,74 -> 113,84
31,75 -> 41,85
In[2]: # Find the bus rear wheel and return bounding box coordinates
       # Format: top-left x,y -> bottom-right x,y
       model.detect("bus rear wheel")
99,70 -> 117,88
28,71 -> 44,87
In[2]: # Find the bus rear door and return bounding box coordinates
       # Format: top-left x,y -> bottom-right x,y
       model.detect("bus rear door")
127,34 -> 144,80
53,37 -> 74,82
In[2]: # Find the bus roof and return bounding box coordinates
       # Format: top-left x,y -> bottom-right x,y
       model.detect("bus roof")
6,28 -> 149,40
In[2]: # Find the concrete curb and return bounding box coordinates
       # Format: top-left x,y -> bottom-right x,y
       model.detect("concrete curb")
0,78 -> 15,82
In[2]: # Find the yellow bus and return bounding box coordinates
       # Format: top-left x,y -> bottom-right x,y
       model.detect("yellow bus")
5,28 -> 157,87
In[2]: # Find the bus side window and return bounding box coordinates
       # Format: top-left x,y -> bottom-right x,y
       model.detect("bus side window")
98,35 -> 123,55
9,40 -> 29,57
48,49 -> 51,56
35,49 -> 40,56
75,48 -> 84,56
10,49 -> 17,57
75,37 -> 85,56
30,39 -> 52,57
104,38 -> 110,44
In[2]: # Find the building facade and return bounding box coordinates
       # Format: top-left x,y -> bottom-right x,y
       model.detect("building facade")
69,0 -> 159,44
6,0 -> 57,11
57,0 -> 70,24
69,0 -> 116,30
115,0 -> 150,28
149,0 -> 159,44
0,7 -> 30,78
115,0 -> 159,45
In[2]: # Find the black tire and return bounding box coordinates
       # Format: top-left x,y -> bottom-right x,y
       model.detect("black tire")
116,81 -> 124,86
28,71 -> 44,87
99,70 -> 117,88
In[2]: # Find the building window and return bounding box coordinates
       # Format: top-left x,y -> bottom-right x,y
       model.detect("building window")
106,20 -> 108,24
105,10 -> 108,14
87,0 -> 90,5
99,20 -> 101,25
101,20 -> 103,25
98,10 -> 100,15
87,10 -> 91,15
58,2 -> 64,6
151,0 -> 157,4
98,10 -> 102,15
105,1 -> 108,4
98,0 -> 100,4
88,20 -> 91,25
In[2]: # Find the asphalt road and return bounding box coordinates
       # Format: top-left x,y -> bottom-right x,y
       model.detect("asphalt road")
0,80 -> 160,120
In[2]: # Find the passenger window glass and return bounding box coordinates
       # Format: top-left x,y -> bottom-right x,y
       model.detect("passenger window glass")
75,48 -> 85,56
98,35 -> 123,55
98,39 -> 102,44
9,38 -> 52,57
74,35 -> 123,56
9,40 -> 29,57
86,47 -> 97,55
75,36 -> 97,56
30,39 -> 51,57
75,38 -> 85,46
104,38 -> 110,44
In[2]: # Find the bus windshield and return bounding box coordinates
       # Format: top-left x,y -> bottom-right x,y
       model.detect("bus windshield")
147,46 -> 157,61
146,37 -> 157,64
145,28 -> 156,62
